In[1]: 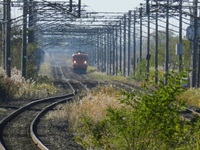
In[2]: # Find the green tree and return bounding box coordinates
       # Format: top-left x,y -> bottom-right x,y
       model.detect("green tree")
149,30 -> 191,71
11,26 -> 23,69
149,30 -> 178,70
182,39 -> 191,68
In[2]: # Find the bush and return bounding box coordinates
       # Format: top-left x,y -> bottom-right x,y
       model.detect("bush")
75,71 -> 200,150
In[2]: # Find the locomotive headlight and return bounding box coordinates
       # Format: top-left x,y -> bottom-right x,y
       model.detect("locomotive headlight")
73,60 -> 77,64
84,61 -> 87,64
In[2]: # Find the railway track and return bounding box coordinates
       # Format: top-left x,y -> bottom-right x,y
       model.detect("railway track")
180,108 -> 200,121
0,65 -> 89,150
0,94 -> 74,150
110,81 -> 200,122
0,71 -> 76,150
30,95 -> 74,149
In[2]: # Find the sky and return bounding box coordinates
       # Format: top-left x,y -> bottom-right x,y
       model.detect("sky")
12,0 -> 145,18
81,0 -> 144,12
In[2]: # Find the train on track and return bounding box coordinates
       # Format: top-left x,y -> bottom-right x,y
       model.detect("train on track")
72,51 -> 88,74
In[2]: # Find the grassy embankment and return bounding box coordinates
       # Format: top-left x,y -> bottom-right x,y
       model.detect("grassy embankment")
46,68 -> 200,149
0,63 -> 57,103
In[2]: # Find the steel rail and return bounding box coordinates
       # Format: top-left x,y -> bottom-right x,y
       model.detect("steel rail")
0,93 -> 75,150
30,96 -> 74,150
59,66 -> 89,91
181,108 -> 200,122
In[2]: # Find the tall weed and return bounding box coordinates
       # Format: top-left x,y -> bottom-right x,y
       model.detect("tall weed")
0,67 -> 57,102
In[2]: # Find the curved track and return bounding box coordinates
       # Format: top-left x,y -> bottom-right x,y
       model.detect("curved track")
0,64 -> 90,150
0,94 -> 74,150
30,95 -> 74,150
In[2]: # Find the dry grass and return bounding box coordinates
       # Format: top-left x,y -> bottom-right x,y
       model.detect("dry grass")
0,108 -> 7,114
177,88 -> 200,108
88,70 -> 200,109
88,71 -> 141,87
0,67 -> 57,101
87,66 -> 97,73
46,86 -> 122,129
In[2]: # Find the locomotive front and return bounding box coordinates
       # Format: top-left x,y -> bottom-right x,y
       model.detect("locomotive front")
72,51 -> 88,74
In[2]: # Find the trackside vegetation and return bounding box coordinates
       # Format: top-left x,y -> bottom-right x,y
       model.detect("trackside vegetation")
177,88 -> 200,108
67,71 -> 200,150
0,67 -> 57,102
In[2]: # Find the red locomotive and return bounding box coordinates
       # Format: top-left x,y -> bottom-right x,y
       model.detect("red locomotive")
72,51 -> 88,74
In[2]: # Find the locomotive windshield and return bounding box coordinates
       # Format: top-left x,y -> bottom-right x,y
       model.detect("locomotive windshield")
73,55 -> 88,60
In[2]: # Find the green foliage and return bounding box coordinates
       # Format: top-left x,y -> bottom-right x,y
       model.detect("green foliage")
182,39 -> 191,68
0,23 -> 43,79
131,59 -> 146,81
11,39 -> 22,69
75,71 -> 200,150
188,117 -> 200,149
10,26 -> 23,69
87,66 -> 97,73
26,43 -> 43,79
149,31 -> 191,71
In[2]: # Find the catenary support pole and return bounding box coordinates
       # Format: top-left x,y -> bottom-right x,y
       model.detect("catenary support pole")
123,14 -> 126,76
28,0 -> 34,43
103,32 -> 107,72
106,30 -> 109,75
119,21 -> 122,73
128,11 -> 131,76
112,27 -> 115,75
155,7 -> 158,84
133,10 -> 136,75
178,0 -> 183,72
165,0 -> 169,84
146,8 -> 150,80
139,5 -> 143,75
115,26 -> 119,74
78,0 -> 81,18
109,30 -> 112,74
69,0 -> 72,12
191,0 -> 198,87
97,33 -> 100,71
5,0 -> 11,77
22,0 -> 28,77
2,0 -> 6,69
